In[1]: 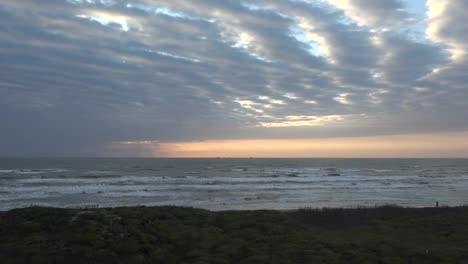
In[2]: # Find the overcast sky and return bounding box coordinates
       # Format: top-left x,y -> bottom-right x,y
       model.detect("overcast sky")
1,0 -> 467,157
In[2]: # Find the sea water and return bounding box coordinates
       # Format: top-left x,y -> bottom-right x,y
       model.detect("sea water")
1,158 -> 468,210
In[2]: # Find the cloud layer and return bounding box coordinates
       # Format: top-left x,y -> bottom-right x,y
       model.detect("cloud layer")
0,0 -> 467,156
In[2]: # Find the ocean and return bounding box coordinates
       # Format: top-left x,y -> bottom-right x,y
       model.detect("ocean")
1,158 -> 468,211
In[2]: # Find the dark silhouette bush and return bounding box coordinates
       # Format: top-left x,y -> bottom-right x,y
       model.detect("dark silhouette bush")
1,205 -> 468,263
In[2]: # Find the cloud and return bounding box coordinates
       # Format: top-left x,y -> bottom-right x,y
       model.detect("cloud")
417,0 -> 468,117
426,0 -> 468,61
0,0 -> 467,156
326,0 -> 413,30
373,33 -> 447,85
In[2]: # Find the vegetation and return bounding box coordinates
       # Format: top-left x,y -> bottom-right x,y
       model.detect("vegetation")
1,205 -> 468,263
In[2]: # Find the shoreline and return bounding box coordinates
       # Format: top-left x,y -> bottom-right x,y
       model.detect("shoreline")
2,205 -> 468,263
0,200 -> 456,212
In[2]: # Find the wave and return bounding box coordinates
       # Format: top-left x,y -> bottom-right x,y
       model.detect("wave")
0,168 -> 69,175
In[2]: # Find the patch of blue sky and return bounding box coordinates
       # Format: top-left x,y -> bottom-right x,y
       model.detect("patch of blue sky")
76,14 -> 130,31
241,2 -> 272,11
403,0 -> 426,18
66,0 -> 94,4
296,0 -> 354,26
335,15 -> 356,26
67,0 -> 116,6
156,51 -> 201,63
248,53 -> 273,63
388,10 -> 431,46
241,2 -> 290,19
125,3 -> 214,22
296,0 -> 330,8
230,40 -> 273,63
231,44 -> 273,63
392,0 -> 429,44
391,23 -> 431,44
289,26 -> 325,58
126,46 -> 202,63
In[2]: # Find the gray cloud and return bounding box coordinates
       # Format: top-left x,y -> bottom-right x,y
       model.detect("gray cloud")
0,0 -> 467,156
326,0 -> 413,29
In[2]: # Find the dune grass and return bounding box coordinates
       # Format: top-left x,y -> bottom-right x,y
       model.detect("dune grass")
1,205 -> 468,263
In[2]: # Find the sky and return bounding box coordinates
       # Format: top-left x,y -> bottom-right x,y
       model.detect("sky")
0,0 -> 467,157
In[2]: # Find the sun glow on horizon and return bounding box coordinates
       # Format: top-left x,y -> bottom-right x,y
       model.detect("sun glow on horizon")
111,132 -> 468,158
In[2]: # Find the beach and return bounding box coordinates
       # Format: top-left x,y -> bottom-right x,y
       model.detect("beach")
1,205 -> 468,263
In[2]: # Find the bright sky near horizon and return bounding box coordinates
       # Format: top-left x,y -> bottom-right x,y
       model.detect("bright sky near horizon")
1,0 -> 468,157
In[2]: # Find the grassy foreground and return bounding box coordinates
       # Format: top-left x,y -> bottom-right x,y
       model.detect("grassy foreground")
1,206 -> 468,263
